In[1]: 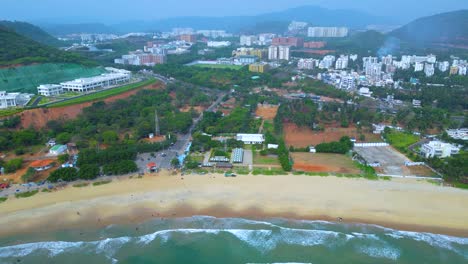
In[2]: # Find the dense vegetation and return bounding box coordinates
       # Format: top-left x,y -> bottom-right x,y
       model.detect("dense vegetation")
0,26 -> 94,66
315,137 -> 354,154
197,108 -> 259,134
0,21 -> 64,47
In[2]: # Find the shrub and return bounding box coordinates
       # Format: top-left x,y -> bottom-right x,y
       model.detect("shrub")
21,167 -> 36,183
48,167 -> 78,182
78,164 -> 100,180
15,190 -> 39,198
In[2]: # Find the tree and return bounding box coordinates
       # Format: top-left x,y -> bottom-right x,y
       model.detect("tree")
102,131 -> 119,145
4,158 -> 23,173
78,164 -> 100,180
171,158 -> 180,167
57,154 -> 70,164
56,132 -> 72,144
48,167 -> 78,182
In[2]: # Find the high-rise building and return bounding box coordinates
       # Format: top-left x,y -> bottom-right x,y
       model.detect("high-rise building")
249,63 -> 270,73
272,37 -> 304,47
240,35 -> 257,46
298,58 -> 318,70
414,62 -> 424,72
268,45 -> 290,61
459,66 -> 467,76
307,27 -> 348,38
288,21 -> 308,32
382,55 -> 393,65
319,55 -> 336,69
424,63 -> 435,77
179,34 -> 197,43
335,55 -> 349,70
438,61 -> 450,72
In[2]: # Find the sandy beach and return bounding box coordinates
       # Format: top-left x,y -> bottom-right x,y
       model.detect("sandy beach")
1,173 -> 468,237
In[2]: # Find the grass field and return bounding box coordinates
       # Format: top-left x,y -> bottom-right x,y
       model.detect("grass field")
0,108 -> 23,117
47,79 -> 156,108
291,152 -> 360,174
191,64 -> 243,70
385,130 -> 420,151
253,151 -> 280,165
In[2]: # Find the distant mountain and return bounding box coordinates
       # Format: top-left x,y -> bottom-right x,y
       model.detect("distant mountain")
390,10 -> 468,46
0,21 -> 64,47
0,26 -> 94,67
42,23 -> 119,35
111,5 -> 392,33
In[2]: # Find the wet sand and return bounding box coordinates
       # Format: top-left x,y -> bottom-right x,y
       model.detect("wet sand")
0,173 -> 467,237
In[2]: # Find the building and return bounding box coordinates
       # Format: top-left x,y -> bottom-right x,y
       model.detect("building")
0,91 -> 32,109
421,141 -> 460,158
249,63 -> 270,73
115,53 -> 167,66
424,63 -> 435,77
303,41 -> 326,49
196,30 -> 230,38
237,55 -> 257,65
288,21 -> 308,32
179,34 -> 197,43
459,66 -> 467,75
449,66 -> 459,75
233,48 -> 267,59
340,76 -> 355,90
438,61 -> 450,72
272,37 -> 304,47
359,87 -> 372,97
307,27 -> 348,38
335,55 -> 349,69
49,144 -> 67,156
412,99 -> 422,107
236,134 -> 265,144
240,35 -> 257,46
37,84 -> 63,96
319,55 -> 336,69
60,72 -> 131,93
414,62 -> 424,72
268,45 -> 290,61
298,58 -> 318,70
207,41 -> 231,48
257,33 -> 275,46
30,159 -> 55,172
446,128 -> 468,141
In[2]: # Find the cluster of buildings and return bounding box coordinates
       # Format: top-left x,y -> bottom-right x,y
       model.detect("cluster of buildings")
446,128 -> 468,141
421,141 -> 460,158
307,27 -> 349,38
0,91 -> 33,109
37,68 -> 132,95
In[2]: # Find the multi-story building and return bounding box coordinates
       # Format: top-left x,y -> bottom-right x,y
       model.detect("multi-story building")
340,76 -> 355,90
381,55 -> 393,65
115,53 -> 166,66
298,58 -> 318,70
424,63 -> 435,77
450,66 -> 459,75
37,84 -> 63,96
233,48 -> 267,59
335,55 -> 349,69
288,21 -> 308,32
319,55 -> 336,69
446,128 -> 468,141
240,35 -> 257,46
307,27 -> 348,38
179,34 -> 197,43
257,34 -> 275,46
459,65 -> 467,75
421,141 -> 460,158
60,73 -> 131,93
249,63 -> 270,73
0,91 -> 32,109
237,55 -> 258,65
268,45 -> 290,61
365,63 -> 383,81
196,30 -> 230,38
172,28 -> 194,35
303,41 -> 326,49
362,56 -> 378,69
438,61 -> 450,72
414,62 -> 424,72
427,54 -> 437,64
272,37 -> 303,48
207,41 -> 231,48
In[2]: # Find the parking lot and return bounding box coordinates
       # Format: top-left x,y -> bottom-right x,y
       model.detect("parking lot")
354,146 -> 412,176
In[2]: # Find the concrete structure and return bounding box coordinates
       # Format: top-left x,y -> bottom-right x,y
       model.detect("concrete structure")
438,61 -> 450,72
308,27 -> 348,38
412,99 -> 422,108
37,84 -> 63,96
196,30 -> 230,38
298,58 -> 318,70
268,45 -> 290,61
446,128 -> 468,141
115,53 -> 167,66
236,134 -> 265,144
303,41 -> 326,49
0,91 -> 32,109
288,21 -> 308,32
237,55 -> 257,65
450,66 -> 459,75
272,37 -> 303,47
335,55 -> 349,69
60,72 -> 131,93
179,34 -> 197,43
240,35 -> 257,46
421,141 -> 460,158
249,63 -> 269,73
359,87 -> 372,97
207,41 -> 231,48
49,144 -> 67,156
424,63 -> 435,77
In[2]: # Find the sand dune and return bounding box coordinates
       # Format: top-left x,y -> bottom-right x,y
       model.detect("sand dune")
0,173 -> 467,237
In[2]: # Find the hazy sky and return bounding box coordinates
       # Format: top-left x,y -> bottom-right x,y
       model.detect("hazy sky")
2,0 -> 467,24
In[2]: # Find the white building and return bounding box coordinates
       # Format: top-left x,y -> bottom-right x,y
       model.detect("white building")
412,99 -> 422,107
414,62 -> 424,72
307,27 -> 348,37
268,45 -> 290,61
427,54 -> 437,64
459,66 -> 467,75
335,55 -> 349,69
236,134 -> 265,144
421,141 -> 460,158
240,35 -> 257,46
196,30 -> 230,38
37,84 -> 63,96
257,33 -> 275,46
424,63 -> 435,77
298,58 -> 318,70
340,76 -> 355,90
359,87 -> 372,97
207,41 -> 231,48
0,91 -> 32,109
288,21 -> 308,32
446,128 -> 468,141
60,73 -> 131,93
438,61 -> 450,72
319,55 -> 336,69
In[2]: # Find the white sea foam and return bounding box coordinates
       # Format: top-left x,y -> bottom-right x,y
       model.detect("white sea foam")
357,245 -> 401,260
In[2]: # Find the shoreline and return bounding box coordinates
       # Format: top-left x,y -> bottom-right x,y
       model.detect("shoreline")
0,173 -> 467,238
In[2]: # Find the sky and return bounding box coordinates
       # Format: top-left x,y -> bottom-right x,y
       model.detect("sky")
1,0 -> 467,24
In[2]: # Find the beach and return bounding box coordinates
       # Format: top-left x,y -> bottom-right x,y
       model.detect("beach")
1,173 -> 468,238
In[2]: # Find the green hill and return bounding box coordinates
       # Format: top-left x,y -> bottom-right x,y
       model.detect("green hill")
390,10 -> 468,46
0,26 -> 94,67
0,21 -> 63,47
0,63 -> 106,94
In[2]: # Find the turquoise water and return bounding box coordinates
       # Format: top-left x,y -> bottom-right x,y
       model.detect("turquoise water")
0,216 -> 467,264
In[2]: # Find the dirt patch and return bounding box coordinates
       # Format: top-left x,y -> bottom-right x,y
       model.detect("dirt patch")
407,165 -> 438,177
180,105 -> 206,114
255,104 -> 279,120
284,123 -> 381,148
291,152 -> 360,174
18,83 -> 164,129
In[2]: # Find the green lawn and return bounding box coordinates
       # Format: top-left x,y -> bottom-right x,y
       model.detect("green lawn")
47,79 -> 156,108
385,130 -> 420,151
191,64 -> 243,70
253,151 -> 280,165
0,108 -> 23,117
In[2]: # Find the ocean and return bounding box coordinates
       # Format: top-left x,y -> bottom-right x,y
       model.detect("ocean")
0,216 -> 467,264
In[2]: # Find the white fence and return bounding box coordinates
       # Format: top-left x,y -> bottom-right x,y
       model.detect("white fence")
354,142 -> 389,147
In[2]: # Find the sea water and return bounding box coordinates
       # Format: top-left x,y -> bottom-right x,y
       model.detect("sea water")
0,216 -> 467,264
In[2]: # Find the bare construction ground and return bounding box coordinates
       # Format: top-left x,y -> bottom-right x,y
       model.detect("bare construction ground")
354,146 -> 411,176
